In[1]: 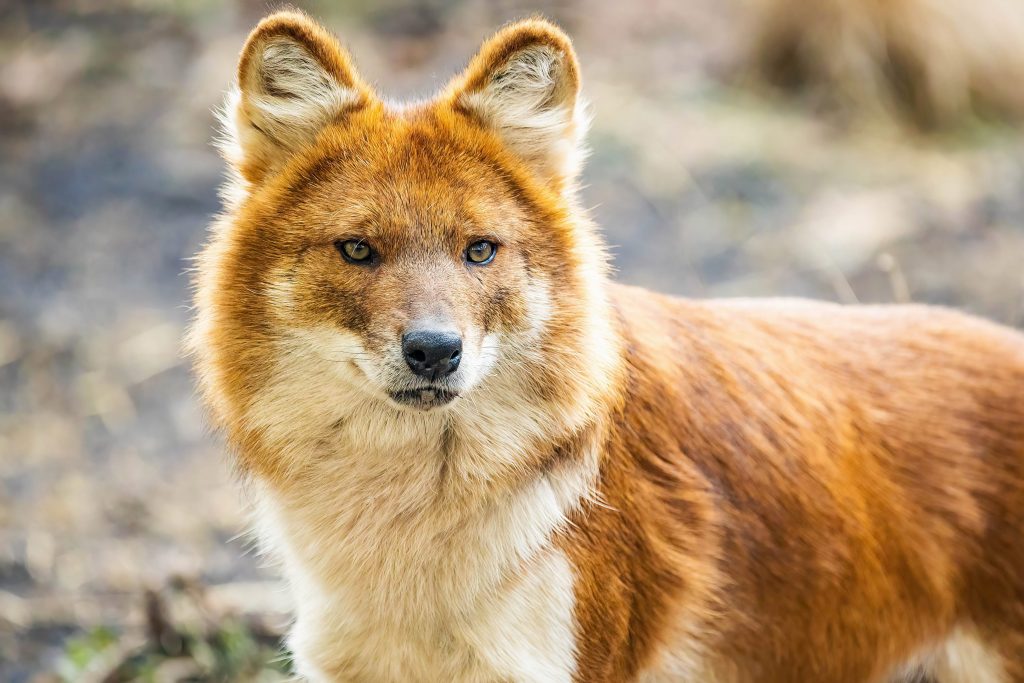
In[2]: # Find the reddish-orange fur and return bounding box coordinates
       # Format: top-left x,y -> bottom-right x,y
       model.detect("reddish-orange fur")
191,11 -> 1024,682
566,293 -> 1024,680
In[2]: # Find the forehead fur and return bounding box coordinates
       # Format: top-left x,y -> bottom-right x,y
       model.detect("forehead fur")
237,104 -> 578,256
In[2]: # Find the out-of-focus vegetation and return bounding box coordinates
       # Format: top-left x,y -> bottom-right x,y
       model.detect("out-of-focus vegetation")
52,579 -> 288,683
1,0 -> 1022,681
746,0 -> 1024,127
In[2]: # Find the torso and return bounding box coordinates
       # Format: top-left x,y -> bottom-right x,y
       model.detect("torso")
564,286 -> 1024,682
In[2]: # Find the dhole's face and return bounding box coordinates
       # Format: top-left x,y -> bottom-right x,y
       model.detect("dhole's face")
259,115 -> 561,411
201,13 -> 600,419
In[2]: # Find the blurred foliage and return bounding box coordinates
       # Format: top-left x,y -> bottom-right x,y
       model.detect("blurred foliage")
51,582 -> 290,682
58,626 -> 118,679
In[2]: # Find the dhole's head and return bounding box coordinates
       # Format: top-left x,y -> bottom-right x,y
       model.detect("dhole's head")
193,12 -> 617,452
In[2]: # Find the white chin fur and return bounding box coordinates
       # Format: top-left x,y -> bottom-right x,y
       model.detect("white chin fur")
246,325 -> 496,430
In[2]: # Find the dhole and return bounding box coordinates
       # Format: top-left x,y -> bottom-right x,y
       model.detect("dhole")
190,11 -> 1024,682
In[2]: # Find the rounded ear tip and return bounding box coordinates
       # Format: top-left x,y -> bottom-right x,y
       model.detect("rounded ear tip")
245,10 -> 320,46
256,9 -> 313,25
492,17 -> 576,58
455,16 -> 579,97
238,11 -> 360,91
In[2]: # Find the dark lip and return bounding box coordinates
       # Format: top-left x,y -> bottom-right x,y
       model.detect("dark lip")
389,387 -> 459,409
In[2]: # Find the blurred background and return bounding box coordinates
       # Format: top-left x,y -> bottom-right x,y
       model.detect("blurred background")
2,0 -> 1023,680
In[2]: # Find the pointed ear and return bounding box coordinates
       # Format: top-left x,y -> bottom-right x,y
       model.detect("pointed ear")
449,19 -> 586,187
226,11 -> 370,184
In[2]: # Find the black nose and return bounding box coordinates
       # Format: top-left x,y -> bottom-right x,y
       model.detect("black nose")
402,330 -> 462,380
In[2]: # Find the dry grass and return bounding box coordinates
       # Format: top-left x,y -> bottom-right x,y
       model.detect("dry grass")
745,0 -> 1024,126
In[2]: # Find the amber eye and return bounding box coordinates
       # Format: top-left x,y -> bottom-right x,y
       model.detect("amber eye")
465,240 -> 497,265
336,239 -> 373,264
